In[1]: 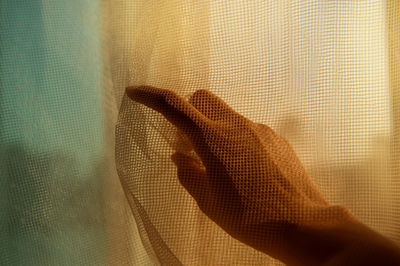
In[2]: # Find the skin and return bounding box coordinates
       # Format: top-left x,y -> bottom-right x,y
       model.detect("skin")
126,85 -> 400,266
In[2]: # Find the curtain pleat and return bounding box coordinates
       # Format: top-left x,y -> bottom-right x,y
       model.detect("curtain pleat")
1,0 -> 399,265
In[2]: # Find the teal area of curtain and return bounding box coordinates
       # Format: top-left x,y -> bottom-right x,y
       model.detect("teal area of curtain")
1,1 -> 106,265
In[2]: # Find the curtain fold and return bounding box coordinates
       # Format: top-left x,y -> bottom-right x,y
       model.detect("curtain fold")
112,0 -> 400,265
1,0 -> 400,265
111,1 -> 399,265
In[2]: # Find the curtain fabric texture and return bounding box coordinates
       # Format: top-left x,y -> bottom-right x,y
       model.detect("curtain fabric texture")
1,0 -> 399,265
112,0 -> 400,265
1,1 -> 110,265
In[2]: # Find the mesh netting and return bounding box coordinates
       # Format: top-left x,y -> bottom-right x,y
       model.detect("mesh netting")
112,1 -> 400,264
2,0 -> 400,265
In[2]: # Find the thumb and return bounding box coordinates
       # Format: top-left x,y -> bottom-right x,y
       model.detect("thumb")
171,152 -> 210,205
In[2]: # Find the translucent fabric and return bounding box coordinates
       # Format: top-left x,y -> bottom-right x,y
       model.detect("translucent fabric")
2,0 -> 400,265
112,0 -> 400,265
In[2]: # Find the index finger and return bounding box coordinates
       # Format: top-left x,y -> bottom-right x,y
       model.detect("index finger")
126,85 -> 212,135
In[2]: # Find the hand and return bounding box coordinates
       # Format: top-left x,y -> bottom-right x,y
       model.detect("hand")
126,85 -> 400,265
126,85 -> 338,263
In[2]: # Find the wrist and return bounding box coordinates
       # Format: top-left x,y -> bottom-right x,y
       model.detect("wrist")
234,205 -> 357,265
277,205 -> 359,265
280,205 -> 400,265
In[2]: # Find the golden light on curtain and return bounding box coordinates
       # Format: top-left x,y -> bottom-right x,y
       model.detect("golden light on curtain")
105,0 -> 400,265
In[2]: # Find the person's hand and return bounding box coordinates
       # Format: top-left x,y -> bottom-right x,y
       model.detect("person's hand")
126,85 -> 400,265
126,85 -> 341,263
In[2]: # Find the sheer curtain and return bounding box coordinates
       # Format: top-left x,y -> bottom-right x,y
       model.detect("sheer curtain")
1,1 -> 109,265
110,0 -> 400,265
1,0 -> 399,265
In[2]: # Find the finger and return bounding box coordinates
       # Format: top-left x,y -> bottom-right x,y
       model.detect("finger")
171,152 -> 210,205
127,86 -> 217,169
188,90 -> 245,122
126,86 -> 212,133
